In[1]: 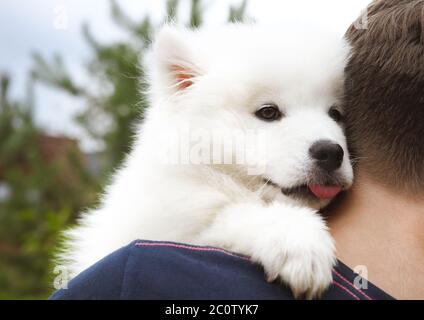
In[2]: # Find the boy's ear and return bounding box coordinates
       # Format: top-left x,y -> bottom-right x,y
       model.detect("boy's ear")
153,26 -> 204,93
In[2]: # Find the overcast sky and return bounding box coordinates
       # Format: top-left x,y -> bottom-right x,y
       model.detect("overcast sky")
0,0 -> 371,151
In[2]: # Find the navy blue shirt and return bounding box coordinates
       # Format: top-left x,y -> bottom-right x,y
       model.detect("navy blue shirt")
50,240 -> 394,300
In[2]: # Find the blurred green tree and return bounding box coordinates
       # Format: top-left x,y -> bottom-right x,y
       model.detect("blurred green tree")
0,74 -> 96,299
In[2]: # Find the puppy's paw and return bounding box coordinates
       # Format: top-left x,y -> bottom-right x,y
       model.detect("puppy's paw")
252,204 -> 336,299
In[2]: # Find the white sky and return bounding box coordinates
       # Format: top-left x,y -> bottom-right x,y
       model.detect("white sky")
0,0 -> 371,151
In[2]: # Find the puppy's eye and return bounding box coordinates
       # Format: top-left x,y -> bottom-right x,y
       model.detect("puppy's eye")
255,104 -> 282,122
328,106 -> 344,122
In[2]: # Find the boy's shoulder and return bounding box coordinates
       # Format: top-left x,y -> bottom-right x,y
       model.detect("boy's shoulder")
50,240 -> 392,300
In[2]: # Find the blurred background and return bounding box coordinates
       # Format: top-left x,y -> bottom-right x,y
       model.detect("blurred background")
0,0 -> 370,299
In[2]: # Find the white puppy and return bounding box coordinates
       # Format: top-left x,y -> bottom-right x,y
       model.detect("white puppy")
59,24 -> 353,299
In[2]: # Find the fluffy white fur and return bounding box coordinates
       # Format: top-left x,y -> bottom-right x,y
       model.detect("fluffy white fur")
59,23 -> 353,299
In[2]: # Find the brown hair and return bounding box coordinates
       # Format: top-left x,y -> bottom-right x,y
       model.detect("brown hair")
344,0 -> 424,194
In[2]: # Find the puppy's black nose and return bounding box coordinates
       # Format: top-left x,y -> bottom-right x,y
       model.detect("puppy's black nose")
309,140 -> 344,171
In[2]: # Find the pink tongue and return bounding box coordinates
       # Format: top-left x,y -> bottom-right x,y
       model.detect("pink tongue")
308,184 -> 342,200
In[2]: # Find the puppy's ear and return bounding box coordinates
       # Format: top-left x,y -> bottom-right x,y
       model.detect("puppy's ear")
153,26 -> 204,94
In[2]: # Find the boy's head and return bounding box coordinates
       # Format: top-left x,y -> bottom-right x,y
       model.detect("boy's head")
344,0 -> 424,195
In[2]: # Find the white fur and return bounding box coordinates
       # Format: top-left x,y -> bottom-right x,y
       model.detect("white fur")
59,23 -> 353,299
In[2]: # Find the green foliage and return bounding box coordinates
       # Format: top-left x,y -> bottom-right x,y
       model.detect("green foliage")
0,75 -> 96,299
229,0 -> 248,23
189,0 -> 203,28
2,0 -> 248,299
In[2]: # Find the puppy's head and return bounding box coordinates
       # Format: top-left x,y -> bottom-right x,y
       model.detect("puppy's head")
147,24 -> 353,209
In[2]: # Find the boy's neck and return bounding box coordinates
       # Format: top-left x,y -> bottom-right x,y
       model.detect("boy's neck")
328,171 -> 424,299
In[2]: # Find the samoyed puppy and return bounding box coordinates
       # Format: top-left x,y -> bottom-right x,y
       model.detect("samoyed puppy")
59,23 -> 353,299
